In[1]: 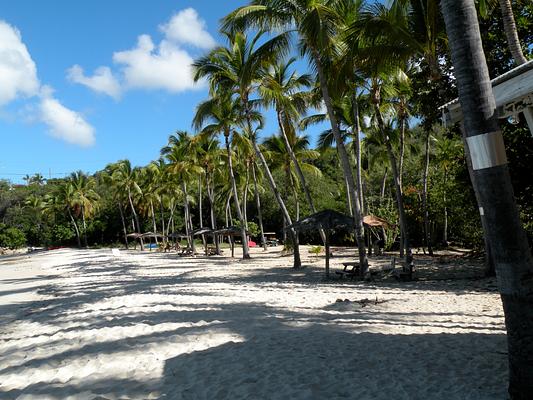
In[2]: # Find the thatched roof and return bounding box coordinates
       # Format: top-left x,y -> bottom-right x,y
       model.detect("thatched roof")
140,232 -> 166,239
167,233 -> 189,239
126,233 -> 143,238
363,215 -> 393,228
287,210 -> 354,231
213,226 -> 247,236
191,227 -> 213,236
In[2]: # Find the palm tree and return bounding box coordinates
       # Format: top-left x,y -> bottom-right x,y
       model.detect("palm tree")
112,160 -> 144,249
51,181 -> 82,248
434,135 -> 462,245
224,1 -> 368,272
70,171 -> 99,248
162,131 -> 203,254
193,93 -> 251,259
193,30 -> 303,267
440,0 -> 533,397
259,58 -> 327,244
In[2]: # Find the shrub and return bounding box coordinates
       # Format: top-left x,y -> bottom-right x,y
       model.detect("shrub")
0,224 -> 26,249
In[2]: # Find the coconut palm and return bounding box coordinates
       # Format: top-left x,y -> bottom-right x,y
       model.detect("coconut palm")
224,0 -> 368,271
100,165 -> 130,249
193,30 -> 303,267
193,92 -> 252,259
441,0 -> 533,396
162,131 -> 203,254
70,171 -> 99,248
112,160 -> 144,249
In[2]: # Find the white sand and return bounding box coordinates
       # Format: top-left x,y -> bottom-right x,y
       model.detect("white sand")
0,247 -> 508,399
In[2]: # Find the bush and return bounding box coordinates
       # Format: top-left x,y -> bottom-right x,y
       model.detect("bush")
0,224 -> 26,249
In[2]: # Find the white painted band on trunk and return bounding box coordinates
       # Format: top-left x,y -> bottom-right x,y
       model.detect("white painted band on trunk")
466,131 -> 507,170
479,207 -> 484,216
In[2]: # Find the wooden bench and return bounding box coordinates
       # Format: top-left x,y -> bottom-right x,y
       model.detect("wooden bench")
336,262 -> 360,280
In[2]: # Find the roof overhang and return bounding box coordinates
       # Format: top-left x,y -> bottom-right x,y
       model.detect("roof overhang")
439,60 -> 533,129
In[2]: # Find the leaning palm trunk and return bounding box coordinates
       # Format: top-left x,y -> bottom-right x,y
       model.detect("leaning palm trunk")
252,163 -> 267,251
198,176 -> 207,251
312,50 -> 368,273
206,177 -> 221,255
277,109 -> 326,245
128,188 -> 143,250
150,200 -> 159,246
182,182 -> 195,254
252,140 -> 301,268
498,0 -> 528,65
441,0 -> 533,397
373,103 -> 411,264
224,132 -> 250,259
68,208 -> 81,248
118,202 -> 129,249
81,205 -> 88,248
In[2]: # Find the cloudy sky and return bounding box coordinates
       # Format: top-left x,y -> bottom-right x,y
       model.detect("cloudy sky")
1,0 -> 320,182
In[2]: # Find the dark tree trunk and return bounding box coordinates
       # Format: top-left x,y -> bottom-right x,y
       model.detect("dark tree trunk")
207,176 -> 221,255
312,49 -> 368,273
252,163 -> 267,251
441,1 -> 533,397
352,91 -> 365,215
277,109 -> 326,245
128,188 -> 143,250
118,202 -> 129,249
68,209 -> 81,248
225,132 -> 250,259
252,140 -> 301,268
422,130 -> 433,256
498,0 -> 528,65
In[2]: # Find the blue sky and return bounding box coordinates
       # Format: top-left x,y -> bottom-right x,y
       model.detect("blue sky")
0,1 -> 323,183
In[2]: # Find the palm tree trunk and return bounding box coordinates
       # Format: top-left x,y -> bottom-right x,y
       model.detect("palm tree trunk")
68,209 -> 81,248
206,177 -> 220,255
198,176 -> 207,251
422,131 -> 433,256
498,0 -> 528,65
441,1 -> 533,397
443,170 -> 448,245
374,102 -> 412,265
118,202 -> 129,249
81,205 -> 88,248
399,114 -> 406,192
252,140 -> 301,268
224,133 -> 250,259
462,134 -> 495,276
312,49 -> 368,274
150,200 -> 158,246
160,200 -> 166,239
380,168 -> 388,202
277,109 -> 326,245
352,91 -> 365,214
243,162 -> 250,230
182,182 -> 195,253
252,163 -> 267,251
128,188 -> 143,250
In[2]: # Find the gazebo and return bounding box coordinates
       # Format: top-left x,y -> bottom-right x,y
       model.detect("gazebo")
213,226 -> 248,258
191,227 -> 214,255
287,210 -> 355,277
140,232 -> 165,251
439,59 -> 533,135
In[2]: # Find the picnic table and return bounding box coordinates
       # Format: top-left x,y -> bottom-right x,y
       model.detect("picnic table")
336,262 -> 360,280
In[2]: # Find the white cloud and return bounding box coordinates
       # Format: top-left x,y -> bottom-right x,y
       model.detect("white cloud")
112,34 -> 201,93
39,94 -> 95,147
67,65 -> 121,99
159,8 -> 216,49
69,8 -> 212,97
0,21 -> 40,105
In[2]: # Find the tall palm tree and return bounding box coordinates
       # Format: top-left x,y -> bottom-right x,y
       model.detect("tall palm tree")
100,165 -> 130,249
50,181 -> 82,248
70,171 -> 99,248
193,93 -> 252,259
441,0 -> 533,397
259,58 -> 327,244
224,1 -> 368,271
193,30 -> 303,267
112,160 -> 144,249
162,131 -> 203,254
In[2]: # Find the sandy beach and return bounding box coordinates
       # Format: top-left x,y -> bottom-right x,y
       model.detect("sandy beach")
0,247 -> 508,399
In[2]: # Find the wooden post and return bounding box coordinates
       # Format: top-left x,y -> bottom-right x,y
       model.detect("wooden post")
325,231 -> 330,278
